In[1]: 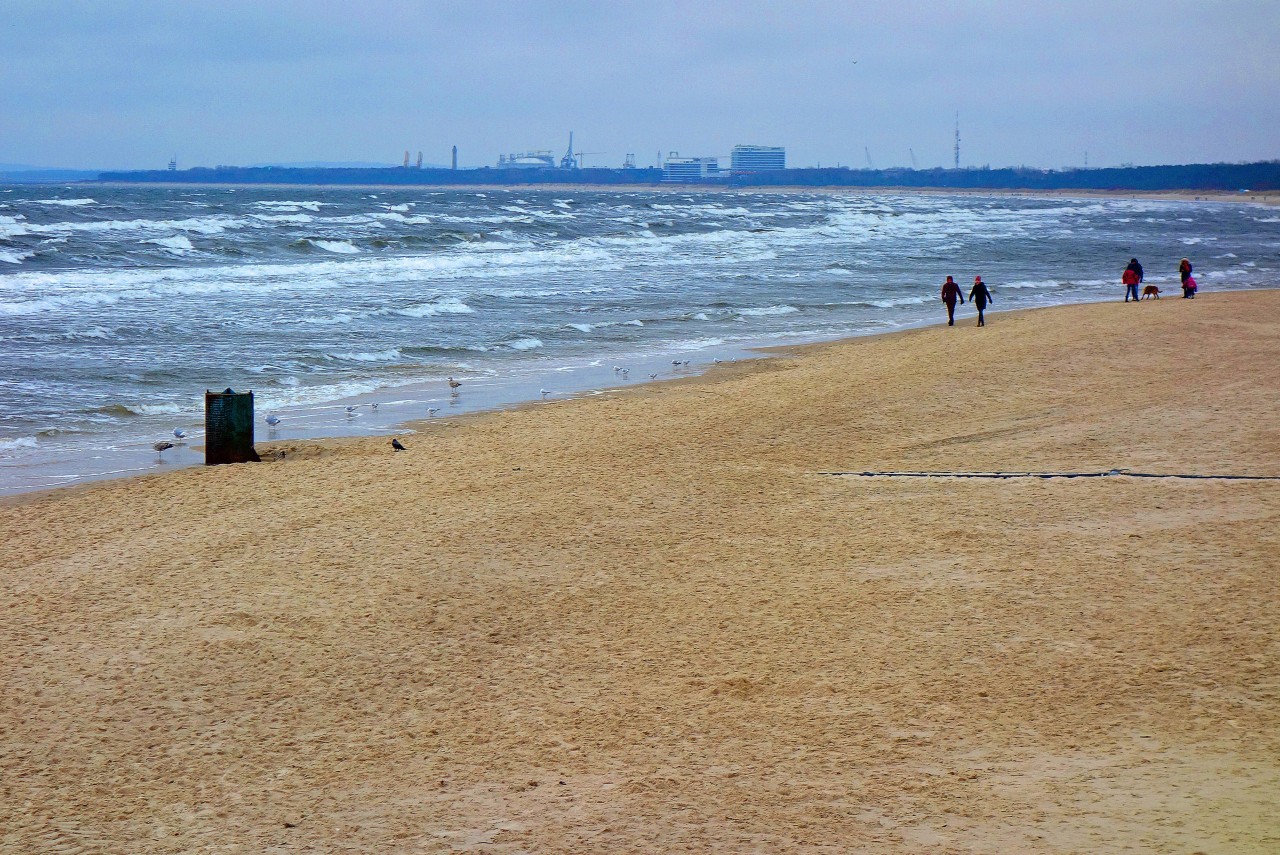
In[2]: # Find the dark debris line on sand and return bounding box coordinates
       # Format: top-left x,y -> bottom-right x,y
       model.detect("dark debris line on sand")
819,469 -> 1280,481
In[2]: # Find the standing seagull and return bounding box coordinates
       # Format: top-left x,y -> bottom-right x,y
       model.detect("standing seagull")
447,376 -> 462,391
172,428 -> 188,440
265,415 -> 281,427
391,438 -> 407,451
153,440 -> 174,460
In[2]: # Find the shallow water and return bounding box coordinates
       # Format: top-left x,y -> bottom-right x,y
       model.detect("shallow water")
2,184 -> 1277,494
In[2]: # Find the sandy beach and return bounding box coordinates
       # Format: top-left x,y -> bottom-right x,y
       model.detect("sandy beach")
3,291 -> 1278,852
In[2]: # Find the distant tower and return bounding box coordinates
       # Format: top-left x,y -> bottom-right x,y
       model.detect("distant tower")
452,145 -> 457,170
168,155 -> 177,171
953,112 -> 960,169
622,153 -> 636,169
416,151 -> 423,169
909,148 -> 918,169
560,131 -> 577,169
864,146 -> 874,169
403,150 -> 410,168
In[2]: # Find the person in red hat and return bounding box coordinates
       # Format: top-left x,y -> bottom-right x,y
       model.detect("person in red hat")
969,276 -> 993,326
940,275 -> 964,326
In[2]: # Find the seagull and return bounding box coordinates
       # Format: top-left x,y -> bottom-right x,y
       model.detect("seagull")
172,428 -> 188,440
540,389 -> 552,397
391,438 -> 407,451
714,359 -> 724,364
153,440 -> 174,459
448,377 -> 462,390
370,402 -> 379,409
681,360 -> 690,366
613,366 -> 622,373
620,368 -> 629,376
345,405 -> 358,415
427,407 -> 440,416
672,360 -> 682,366
265,415 -> 281,427
649,373 -> 657,379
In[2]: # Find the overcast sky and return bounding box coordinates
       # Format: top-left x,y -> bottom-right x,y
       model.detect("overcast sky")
3,0 -> 1278,171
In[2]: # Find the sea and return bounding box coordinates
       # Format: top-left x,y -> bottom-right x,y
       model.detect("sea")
2,184 -> 1277,495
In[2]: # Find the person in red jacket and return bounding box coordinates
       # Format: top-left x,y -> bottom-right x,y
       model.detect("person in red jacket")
1122,258 -> 1143,303
940,275 -> 964,326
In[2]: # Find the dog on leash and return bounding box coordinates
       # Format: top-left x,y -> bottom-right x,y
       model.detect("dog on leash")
1141,285 -> 1161,300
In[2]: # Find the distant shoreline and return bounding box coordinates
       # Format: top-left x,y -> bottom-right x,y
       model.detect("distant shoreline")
86,180 -> 1280,206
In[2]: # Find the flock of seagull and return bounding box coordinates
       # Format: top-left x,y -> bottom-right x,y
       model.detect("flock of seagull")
155,358 -> 721,460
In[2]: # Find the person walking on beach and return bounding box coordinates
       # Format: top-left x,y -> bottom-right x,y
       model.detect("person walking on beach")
941,275 -> 964,326
969,276 -> 993,326
1179,257 -> 1194,297
1122,258 -> 1144,303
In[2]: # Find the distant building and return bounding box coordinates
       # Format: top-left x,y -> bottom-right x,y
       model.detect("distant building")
498,151 -> 556,169
731,145 -> 785,173
662,153 -> 721,182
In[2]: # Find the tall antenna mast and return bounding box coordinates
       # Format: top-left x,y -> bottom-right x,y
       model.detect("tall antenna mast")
909,148 -> 918,169
953,112 -> 960,169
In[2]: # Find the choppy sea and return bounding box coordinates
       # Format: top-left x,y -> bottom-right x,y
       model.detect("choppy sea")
2,184 -> 1277,494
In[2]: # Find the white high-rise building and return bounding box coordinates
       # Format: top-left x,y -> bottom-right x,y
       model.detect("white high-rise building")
731,145 -> 785,172
662,154 -> 721,182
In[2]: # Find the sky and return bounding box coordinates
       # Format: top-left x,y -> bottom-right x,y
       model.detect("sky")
3,0 -> 1279,171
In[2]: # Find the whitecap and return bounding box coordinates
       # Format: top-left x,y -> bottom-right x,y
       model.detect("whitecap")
146,234 -> 194,252
29,198 -> 96,206
566,322 -> 594,333
0,436 -> 38,453
312,239 -> 361,254
739,305 -> 800,317
127,403 -> 190,416
0,249 -> 34,264
327,348 -> 402,363
504,337 -> 544,351
394,298 -> 474,318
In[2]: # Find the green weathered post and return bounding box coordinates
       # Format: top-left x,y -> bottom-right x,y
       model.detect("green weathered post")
204,388 -> 261,465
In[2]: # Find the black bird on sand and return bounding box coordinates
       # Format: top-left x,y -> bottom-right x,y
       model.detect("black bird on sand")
391,438 -> 408,451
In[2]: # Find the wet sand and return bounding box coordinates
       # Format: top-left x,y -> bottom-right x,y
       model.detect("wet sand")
3,291 -> 1278,853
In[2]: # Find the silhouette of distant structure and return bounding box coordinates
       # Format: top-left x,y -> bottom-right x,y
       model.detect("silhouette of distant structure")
731,145 -> 785,173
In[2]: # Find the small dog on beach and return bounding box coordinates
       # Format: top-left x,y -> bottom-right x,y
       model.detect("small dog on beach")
1141,285 -> 1161,300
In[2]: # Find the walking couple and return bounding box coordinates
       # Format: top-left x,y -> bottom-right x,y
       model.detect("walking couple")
941,276 -> 993,327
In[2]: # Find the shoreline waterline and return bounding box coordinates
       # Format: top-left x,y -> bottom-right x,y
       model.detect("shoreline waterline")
3,288 -> 1273,501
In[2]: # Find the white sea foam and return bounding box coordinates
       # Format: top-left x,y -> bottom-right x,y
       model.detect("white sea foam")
146,234 -> 194,252
255,200 -> 324,212
126,403 -> 190,416
0,249 -> 34,264
869,296 -> 932,308
393,298 -> 474,318
327,349 -> 402,363
312,240 -> 361,254
566,322 -> 594,333
29,198 -> 96,206
739,305 -> 799,317
504,337 -> 544,351
253,213 -> 315,224
0,436 -> 38,453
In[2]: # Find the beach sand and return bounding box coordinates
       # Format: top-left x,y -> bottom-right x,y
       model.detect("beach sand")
3,291 -> 1278,853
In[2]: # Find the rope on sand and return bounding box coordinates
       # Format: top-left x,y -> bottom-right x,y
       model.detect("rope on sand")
818,469 -> 1280,481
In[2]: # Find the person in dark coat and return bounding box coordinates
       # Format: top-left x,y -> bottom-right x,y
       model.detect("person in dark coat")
1179,258 -> 1194,297
1122,258 -> 1144,303
969,276 -> 993,326
940,275 -> 964,326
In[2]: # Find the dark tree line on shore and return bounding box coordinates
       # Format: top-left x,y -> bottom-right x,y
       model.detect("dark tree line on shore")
97,161 -> 1280,191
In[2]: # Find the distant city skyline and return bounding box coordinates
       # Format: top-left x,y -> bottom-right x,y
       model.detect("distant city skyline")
3,0 -> 1278,172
